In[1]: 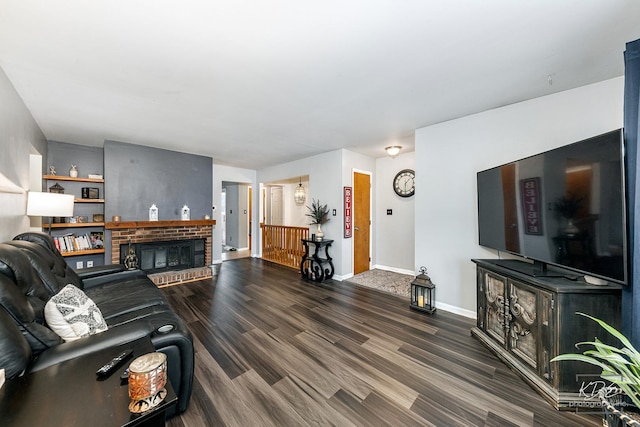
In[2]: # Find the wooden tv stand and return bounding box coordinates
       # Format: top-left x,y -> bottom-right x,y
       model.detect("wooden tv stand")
471,259 -> 622,409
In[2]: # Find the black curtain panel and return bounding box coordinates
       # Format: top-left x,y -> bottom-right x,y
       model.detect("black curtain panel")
623,38 -> 640,345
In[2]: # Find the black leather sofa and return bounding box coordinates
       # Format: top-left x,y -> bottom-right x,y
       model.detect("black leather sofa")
0,232 -> 193,416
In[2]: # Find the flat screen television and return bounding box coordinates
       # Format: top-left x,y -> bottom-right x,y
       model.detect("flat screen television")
477,129 -> 627,284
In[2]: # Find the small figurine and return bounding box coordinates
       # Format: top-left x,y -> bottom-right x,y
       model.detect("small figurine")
49,166 -> 56,175
69,165 -> 78,178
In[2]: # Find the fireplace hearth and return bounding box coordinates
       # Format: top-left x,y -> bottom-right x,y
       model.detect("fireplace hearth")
120,239 -> 205,274
106,219 -> 215,286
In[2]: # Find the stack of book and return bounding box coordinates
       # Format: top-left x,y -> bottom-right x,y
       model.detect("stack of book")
53,232 -> 104,253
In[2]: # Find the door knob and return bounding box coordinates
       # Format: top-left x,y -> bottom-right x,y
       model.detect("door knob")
355,227 -> 360,231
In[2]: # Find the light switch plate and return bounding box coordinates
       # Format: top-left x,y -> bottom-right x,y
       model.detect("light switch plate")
76,261 -> 83,269
87,261 -> 94,268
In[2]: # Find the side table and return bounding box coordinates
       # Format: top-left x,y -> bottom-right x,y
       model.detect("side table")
0,337 -> 177,427
300,238 -> 335,282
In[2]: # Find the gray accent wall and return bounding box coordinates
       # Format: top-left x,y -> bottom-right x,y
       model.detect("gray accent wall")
104,140 -> 212,222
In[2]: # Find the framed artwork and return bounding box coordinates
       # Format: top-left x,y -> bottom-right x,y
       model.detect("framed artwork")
344,186 -> 352,238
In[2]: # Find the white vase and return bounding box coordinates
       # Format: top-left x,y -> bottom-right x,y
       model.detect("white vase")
69,165 -> 78,178
315,223 -> 324,241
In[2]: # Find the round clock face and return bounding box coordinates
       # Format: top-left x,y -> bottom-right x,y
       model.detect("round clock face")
393,169 -> 415,197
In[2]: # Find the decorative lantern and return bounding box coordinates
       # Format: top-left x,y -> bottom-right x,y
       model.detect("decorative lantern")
48,182 -> 66,223
410,266 -> 435,314
181,205 -> 190,220
149,204 -> 159,221
294,177 -> 306,205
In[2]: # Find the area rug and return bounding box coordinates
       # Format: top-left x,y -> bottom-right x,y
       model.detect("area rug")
347,269 -> 414,297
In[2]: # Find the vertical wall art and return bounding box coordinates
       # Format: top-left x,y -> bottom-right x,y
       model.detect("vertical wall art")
344,186 -> 352,238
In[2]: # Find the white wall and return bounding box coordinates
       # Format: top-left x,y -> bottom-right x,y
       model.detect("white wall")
283,178 -> 309,227
341,149 -> 376,279
414,77 -> 624,318
375,152 -> 415,274
212,164 -> 257,263
258,149 -> 376,279
0,67 -> 47,241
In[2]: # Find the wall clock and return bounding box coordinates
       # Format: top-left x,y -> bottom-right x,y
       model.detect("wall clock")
393,169 -> 415,197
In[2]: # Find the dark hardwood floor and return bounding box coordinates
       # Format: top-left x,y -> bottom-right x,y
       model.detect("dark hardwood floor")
163,258 -> 601,426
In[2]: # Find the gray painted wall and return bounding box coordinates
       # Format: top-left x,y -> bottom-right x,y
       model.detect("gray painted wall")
0,66 -> 47,242
103,140 -> 213,262
104,140 -> 212,223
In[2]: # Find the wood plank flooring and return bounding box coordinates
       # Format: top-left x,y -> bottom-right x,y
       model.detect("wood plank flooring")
163,258 -> 601,426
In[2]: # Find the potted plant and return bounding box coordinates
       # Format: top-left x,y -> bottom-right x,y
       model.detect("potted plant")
551,313 -> 640,426
554,194 -> 583,235
306,199 -> 329,241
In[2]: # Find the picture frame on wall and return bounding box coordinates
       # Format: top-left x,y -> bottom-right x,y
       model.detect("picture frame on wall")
344,186 -> 352,238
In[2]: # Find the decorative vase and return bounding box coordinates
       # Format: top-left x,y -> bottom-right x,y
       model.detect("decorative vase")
69,165 -> 78,178
315,223 -> 323,241
563,218 -> 579,236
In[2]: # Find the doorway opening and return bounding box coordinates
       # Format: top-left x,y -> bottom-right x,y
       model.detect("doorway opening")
221,181 -> 251,261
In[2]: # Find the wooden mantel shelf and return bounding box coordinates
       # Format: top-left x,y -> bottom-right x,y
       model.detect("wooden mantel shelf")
105,219 -> 216,230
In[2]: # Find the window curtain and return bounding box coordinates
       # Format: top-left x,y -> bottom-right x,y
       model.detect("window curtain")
623,38 -> 640,346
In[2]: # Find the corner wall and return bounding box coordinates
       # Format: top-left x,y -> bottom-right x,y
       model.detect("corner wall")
415,77 -> 624,317
0,66 -> 47,241
374,152 -> 415,274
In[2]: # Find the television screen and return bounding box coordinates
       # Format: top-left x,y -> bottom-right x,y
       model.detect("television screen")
477,129 -> 627,284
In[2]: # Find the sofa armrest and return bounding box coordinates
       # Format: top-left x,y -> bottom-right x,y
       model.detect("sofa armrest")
28,322 -> 150,372
76,264 -> 125,280
82,269 -> 148,289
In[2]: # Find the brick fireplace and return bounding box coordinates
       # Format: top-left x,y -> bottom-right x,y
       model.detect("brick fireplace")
106,219 -> 215,287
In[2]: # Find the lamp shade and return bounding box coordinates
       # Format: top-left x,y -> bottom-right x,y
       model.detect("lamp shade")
26,192 -> 74,217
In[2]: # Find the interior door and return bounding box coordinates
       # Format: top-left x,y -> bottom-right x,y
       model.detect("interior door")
353,171 -> 371,275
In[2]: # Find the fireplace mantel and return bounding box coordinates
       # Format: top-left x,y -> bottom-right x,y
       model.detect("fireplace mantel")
105,219 -> 215,230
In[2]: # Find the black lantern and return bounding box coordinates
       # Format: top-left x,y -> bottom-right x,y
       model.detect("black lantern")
48,182 -> 66,224
410,266 -> 435,314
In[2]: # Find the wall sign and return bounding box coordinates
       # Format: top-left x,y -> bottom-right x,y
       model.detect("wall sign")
520,177 -> 543,235
344,186 -> 352,238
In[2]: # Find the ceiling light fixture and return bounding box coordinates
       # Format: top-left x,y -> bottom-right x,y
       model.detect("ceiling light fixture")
385,146 -> 402,158
294,177 -> 306,205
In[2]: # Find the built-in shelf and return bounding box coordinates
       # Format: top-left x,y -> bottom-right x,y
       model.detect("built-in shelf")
50,222 -> 105,229
60,249 -> 105,257
43,175 -> 104,183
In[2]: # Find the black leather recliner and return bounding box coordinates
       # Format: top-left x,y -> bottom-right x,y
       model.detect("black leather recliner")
0,232 -> 194,416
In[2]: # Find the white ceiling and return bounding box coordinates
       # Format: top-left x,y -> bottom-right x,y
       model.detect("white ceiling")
1,1 -> 639,169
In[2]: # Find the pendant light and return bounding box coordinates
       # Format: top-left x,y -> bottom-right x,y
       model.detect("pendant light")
294,177 -> 306,205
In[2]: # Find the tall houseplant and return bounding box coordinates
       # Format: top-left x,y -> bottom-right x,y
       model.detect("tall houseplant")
306,199 -> 329,241
551,313 -> 640,425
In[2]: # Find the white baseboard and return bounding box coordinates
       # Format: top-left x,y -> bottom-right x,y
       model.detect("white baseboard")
372,264 -> 415,276
436,301 -> 476,319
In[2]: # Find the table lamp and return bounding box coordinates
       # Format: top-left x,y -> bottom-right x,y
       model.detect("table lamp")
26,191 -> 75,233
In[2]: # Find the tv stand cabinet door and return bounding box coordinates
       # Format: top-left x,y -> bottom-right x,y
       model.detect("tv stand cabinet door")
479,268 -> 507,346
507,279 -> 554,382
